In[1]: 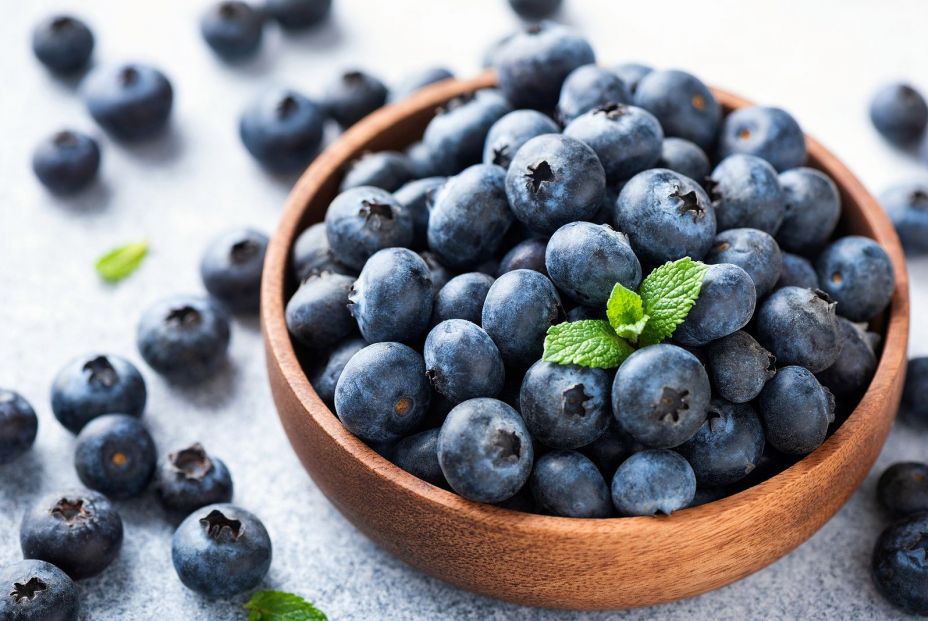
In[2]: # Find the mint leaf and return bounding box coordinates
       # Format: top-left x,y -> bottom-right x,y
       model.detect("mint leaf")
543,320 -> 634,368
605,283 -> 649,341
96,241 -> 148,283
638,257 -> 709,346
244,591 -> 328,621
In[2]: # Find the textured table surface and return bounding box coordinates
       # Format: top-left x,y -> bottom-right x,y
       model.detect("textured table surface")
2,0 -> 928,619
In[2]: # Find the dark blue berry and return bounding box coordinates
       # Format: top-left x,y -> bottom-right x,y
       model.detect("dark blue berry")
719,106 -> 806,171
264,0 -> 331,30
815,235 -> 895,322
817,317 -> 877,399
870,83 -> 928,146
74,415 -> 156,499
674,263 -> 756,347
200,1 -> 264,61
155,443 -> 234,514
566,305 -> 605,322
50,354 -> 146,434
508,0 -> 562,19
776,167 -> 841,254
878,462 -> 928,519
557,64 -> 631,123
394,176 -> 446,249
391,428 -> 446,488
757,365 -> 834,455
286,272 -> 356,350
611,62 -> 652,94
499,238 -> 548,276
881,182 -> 928,255
389,67 -> 454,102
83,64 -> 173,140
901,358 -> 928,427
340,151 -> 415,192
483,109 -> 559,169
705,331 -> 776,404
705,228 -> 783,297
419,251 -> 451,296
611,449 -> 695,516
0,390 -> 38,465
433,273 -> 495,325
425,320 -> 504,403
324,186 -> 413,270
530,450 -> 611,518
424,89 -> 512,175
32,130 -> 101,195
31,15 -> 94,74
322,70 -> 387,128
291,223 -> 356,280
0,559 -> 79,621
239,89 -> 325,173
872,514 -> 928,615
581,420 -> 638,476
677,399 -> 765,486
776,252 -> 819,289
755,286 -> 840,373
310,338 -> 366,407
200,228 -> 268,313
708,154 -> 785,234
633,69 -> 720,149
657,137 -> 709,181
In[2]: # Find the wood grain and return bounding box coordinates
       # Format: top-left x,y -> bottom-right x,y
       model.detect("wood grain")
259,71 -> 910,610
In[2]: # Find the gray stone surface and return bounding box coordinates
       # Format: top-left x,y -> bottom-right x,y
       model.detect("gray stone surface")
2,0 -> 928,619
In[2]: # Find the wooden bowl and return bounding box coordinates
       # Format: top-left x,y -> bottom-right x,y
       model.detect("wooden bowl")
260,71 -> 910,610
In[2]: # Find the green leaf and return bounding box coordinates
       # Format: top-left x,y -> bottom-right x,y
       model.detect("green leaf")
95,241 -> 149,283
638,257 -> 709,346
542,320 -> 634,369
605,283 -> 649,341
244,591 -> 328,621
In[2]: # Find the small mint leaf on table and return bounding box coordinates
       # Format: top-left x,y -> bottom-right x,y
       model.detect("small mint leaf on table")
605,283 -> 649,341
95,240 -> 149,283
542,320 -> 634,369
244,591 -> 328,621
638,257 -> 709,346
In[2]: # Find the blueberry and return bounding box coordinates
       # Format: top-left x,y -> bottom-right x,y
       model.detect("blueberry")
870,83 -> 928,146
31,130 -> 101,195
520,360 -> 611,449
50,354 -> 147,434
310,338 -> 366,407
83,64 -> 173,140
704,228 -> 783,297
705,331 -> 776,404
285,272 -> 355,350
200,1 -> 264,61
566,305 -> 605,322
155,443 -> 234,514
615,168 -> 717,265
424,89 -> 512,175
815,235 -> 895,322
816,317 -> 877,400
391,428 -> 446,488
878,462 -> 928,519
508,0 -> 562,19
348,248 -> 433,344
719,106 -> 806,172
881,182 -> 928,254
200,228 -> 268,313
0,559 -> 79,621
872,514 -> 928,615
322,70 -> 388,128
530,450 -> 611,518
171,504 -> 271,598
902,358 -> 928,427
494,23 -> 595,111
393,176 -> 445,249
611,449 -> 696,516
428,164 -> 513,268
775,167 -> 841,255
708,154 -> 786,234
389,67 -> 454,102
776,252 -> 819,289
482,269 -> 563,369
482,109 -> 559,169
633,69 -> 720,149
674,263 -> 756,347
340,151 -> 414,192
73,414 -> 156,499
677,399 -> 765,486
499,238 -> 548,276
334,342 -> 431,442
612,344 -> 710,448
611,62 -> 652,94
20,490 -> 123,580
437,398 -> 534,503
557,64 -> 631,123
505,134 -> 606,234
31,15 -> 94,74
0,390 -> 38,465
564,103 -> 663,184
757,365 -> 834,455
419,251 -> 451,296
264,0 -> 331,30
545,221 -> 642,306
239,89 -> 325,173
324,186 -> 413,270
137,296 -> 231,383
433,273 -> 495,325
580,420 -> 638,476
657,137 -> 709,181
755,286 -> 839,372
424,320 -> 505,403
405,141 -> 439,179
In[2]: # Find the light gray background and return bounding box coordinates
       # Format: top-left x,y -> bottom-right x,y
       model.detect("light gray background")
2,0 -> 928,619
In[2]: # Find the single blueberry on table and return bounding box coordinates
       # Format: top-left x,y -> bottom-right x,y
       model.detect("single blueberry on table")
391,428 -> 447,489
557,64 -> 631,123
389,67 -> 454,103
32,130 -> 101,195
870,83 -> 928,146
239,88 -> 326,173
615,168 -> 717,265
505,133 -> 606,235
612,344 -> 710,449
264,0 -> 332,30
677,399 -> 765,487
757,365 -> 834,456
340,151 -> 415,193
611,62 -> 652,94
200,1 -> 265,61
611,449 -> 696,516
633,69 -> 720,149
321,69 -> 388,128
156,443 -> 234,514
775,167 -> 842,255
674,263 -> 756,347
83,63 -> 173,140
424,89 -> 512,175
704,228 -> 783,297
424,320 -> 505,403
334,342 -> 431,442
0,390 -> 38,465
705,331 -> 776,404
481,269 -> 564,370
878,462 -> 928,519
324,186 -> 413,270
871,513 -> 928,615
815,235 -> 895,322
564,103 -> 663,184
508,0 -> 563,19
581,420 -> 638,477
286,272 -> 355,350
499,238 -> 548,276
755,286 -> 840,373
437,398 -> 534,503
657,137 -> 710,182
777,252 -> 819,289
530,450 -> 612,518
482,109 -> 559,170
545,221 -> 642,307
31,15 -> 94,74
816,317 -> 877,400
200,228 -> 268,314
394,176 -> 446,249
0,559 -> 79,621
433,273 -> 495,325
520,360 -> 611,449
171,504 -> 271,598
708,154 -> 786,235
74,414 -> 157,499
50,353 -> 147,434
310,338 -> 367,408
880,181 -> 928,255
901,358 -> 928,427
718,106 -> 807,172
291,222 -> 355,280
20,489 -> 123,580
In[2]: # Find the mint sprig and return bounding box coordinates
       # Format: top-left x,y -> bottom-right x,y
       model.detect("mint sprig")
244,591 -> 328,621
543,320 -> 635,368
95,240 -> 149,283
606,283 -> 648,341
638,257 -> 709,346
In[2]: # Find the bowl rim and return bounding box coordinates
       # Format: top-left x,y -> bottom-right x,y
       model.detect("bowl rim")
261,71 -> 910,535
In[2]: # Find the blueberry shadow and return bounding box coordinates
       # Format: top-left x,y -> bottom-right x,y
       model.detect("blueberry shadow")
41,61 -> 94,94
169,360 -> 241,411
0,450 -> 46,497
277,16 -> 345,51
45,177 -> 114,214
113,124 -> 185,165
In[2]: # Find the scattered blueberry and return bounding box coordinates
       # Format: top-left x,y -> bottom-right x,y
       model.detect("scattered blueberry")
0,390 -> 38,465
324,186 -> 413,270
870,83 -> 928,146
200,1 -> 264,61
776,252 -> 819,289
432,273 -> 495,325
656,137 -> 709,181
611,62 -> 652,94
633,69 -> 720,149
340,151 -> 415,192
705,331 -> 776,404
557,64 -> 631,123
815,235 -> 895,322
482,109 -> 559,169
310,338 -> 367,407
50,353 -> 147,434
677,399 -> 765,487
530,450 -> 612,518
878,462 -> 928,519
757,365 -> 834,455
871,513 -> 928,615
239,88 -> 326,173
31,15 -> 94,74
286,272 -> 356,350
708,154 -> 785,234
264,0 -> 332,30
32,130 -> 101,195
880,181 -> 928,255
0,559 -> 79,621
611,449 -> 696,516
155,443 -> 233,514
508,0 -> 562,19
200,228 -> 268,313
424,89 -> 512,175
322,70 -> 388,128
83,63 -> 173,140
389,67 -> 454,102
704,228 -> 783,297
394,176 -> 446,249
674,262 -> 756,347
755,286 -> 839,373
775,167 -> 842,254
74,414 -> 156,499
817,318 -> 877,399
391,428 -> 447,488
499,238 -> 548,276
425,320 -> 505,403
